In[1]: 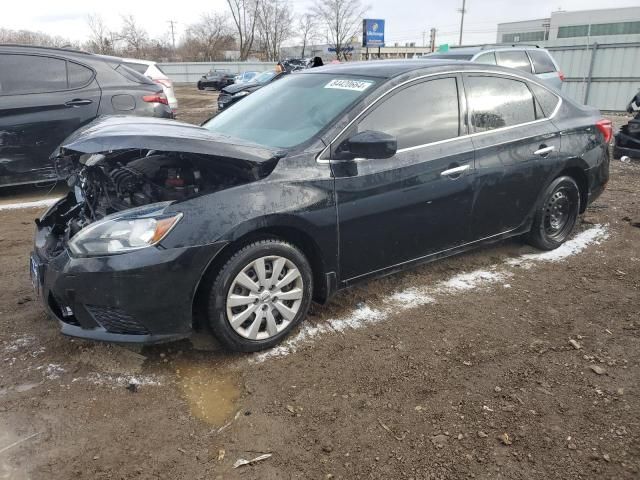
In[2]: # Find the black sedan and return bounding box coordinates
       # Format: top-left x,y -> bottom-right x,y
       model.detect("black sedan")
216,70 -> 287,111
0,45 -> 173,187
33,60 -> 610,352
197,69 -> 235,91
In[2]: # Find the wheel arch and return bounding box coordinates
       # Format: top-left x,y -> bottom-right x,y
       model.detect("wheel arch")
191,222 -> 333,332
557,163 -> 589,213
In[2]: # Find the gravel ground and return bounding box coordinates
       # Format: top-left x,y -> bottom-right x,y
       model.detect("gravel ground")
0,86 -> 638,479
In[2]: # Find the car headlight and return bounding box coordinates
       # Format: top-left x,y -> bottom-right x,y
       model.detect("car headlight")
68,209 -> 182,257
233,91 -> 251,98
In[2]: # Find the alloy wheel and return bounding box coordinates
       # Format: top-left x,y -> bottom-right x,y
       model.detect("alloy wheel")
226,256 -> 304,340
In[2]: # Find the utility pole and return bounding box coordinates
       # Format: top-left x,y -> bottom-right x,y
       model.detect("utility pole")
458,0 -> 467,46
429,28 -> 437,52
168,20 -> 178,50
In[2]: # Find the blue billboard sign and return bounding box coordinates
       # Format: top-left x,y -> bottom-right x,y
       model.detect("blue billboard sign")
363,19 -> 385,47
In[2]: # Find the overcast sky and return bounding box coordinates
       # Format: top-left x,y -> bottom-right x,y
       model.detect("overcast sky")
4,0 -> 640,47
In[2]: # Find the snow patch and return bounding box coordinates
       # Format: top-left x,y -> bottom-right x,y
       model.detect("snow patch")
508,225 -> 609,266
80,373 -> 163,387
251,225 -> 608,362
0,198 -> 60,212
3,335 -> 36,353
437,270 -> 507,293
37,364 -> 65,380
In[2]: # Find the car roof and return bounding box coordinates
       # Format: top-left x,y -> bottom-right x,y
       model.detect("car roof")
428,44 -> 545,57
0,44 -> 129,66
299,59 -> 536,80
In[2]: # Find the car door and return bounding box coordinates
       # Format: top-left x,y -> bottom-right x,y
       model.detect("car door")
462,74 -> 561,239
0,53 -> 100,186
330,75 -> 476,282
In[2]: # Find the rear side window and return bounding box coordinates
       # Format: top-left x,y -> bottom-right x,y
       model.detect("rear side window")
358,77 -> 460,149
124,62 -> 149,75
527,50 -> 557,74
115,64 -> 155,85
474,52 -> 496,65
495,51 -> 532,73
465,76 -> 536,132
0,54 -> 67,95
68,62 -> 94,88
529,83 -> 560,117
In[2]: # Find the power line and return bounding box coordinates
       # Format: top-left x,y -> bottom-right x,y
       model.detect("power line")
168,20 -> 178,49
458,0 -> 467,45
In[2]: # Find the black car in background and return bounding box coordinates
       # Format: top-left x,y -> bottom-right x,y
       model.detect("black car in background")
0,45 -> 173,187
197,69 -> 235,91
216,70 -> 287,111
33,60 -> 610,352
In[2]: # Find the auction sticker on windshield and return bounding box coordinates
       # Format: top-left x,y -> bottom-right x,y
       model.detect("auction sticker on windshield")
324,79 -> 374,92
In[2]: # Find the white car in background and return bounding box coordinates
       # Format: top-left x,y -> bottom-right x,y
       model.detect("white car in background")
123,59 -> 178,112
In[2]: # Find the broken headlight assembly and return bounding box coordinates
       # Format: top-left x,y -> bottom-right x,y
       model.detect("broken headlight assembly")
68,203 -> 182,257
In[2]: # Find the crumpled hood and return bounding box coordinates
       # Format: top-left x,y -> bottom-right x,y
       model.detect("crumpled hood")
222,82 -> 261,95
53,115 -> 286,164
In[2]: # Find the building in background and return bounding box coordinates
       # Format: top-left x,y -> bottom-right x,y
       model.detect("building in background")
494,7 -> 640,111
497,7 -> 640,43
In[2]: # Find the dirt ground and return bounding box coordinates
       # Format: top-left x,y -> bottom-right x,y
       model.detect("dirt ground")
0,86 -> 638,479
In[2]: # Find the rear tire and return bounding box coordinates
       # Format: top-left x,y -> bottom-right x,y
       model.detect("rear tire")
528,176 -> 580,251
206,239 -> 313,352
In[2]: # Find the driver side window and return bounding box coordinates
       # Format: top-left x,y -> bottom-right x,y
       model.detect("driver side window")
357,77 -> 460,150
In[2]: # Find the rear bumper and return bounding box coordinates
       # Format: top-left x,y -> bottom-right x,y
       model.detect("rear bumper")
32,227 -> 226,344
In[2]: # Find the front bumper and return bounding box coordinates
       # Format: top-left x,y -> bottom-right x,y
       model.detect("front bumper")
32,226 -> 226,344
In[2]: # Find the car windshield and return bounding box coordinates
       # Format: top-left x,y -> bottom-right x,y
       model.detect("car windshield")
204,73 -> 379,148
254,71 -> 277,84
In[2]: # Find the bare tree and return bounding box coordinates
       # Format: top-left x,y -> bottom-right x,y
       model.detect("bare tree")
298,13 -> 318,58
119,14 -> 149,57
0,28 -> 75,48
256,0 -> 293,61
183,12 -> 234,61
312,0 -> 368,60
226,0 -> 261,60
86,14 -> 112,54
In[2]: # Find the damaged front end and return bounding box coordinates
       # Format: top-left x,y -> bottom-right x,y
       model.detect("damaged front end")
31,117 -> 286,343
39,116 -> 284,258
615,90 -> 640,159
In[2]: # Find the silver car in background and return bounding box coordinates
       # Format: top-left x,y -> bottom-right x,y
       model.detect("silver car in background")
234,71 -> 259,84
426,45 -> 564,91
122,58 -> 178,112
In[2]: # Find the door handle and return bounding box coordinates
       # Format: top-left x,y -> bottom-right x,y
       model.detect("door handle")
65,99 -> 93,107
440,164 -> 470,177
534,145 -> 555,157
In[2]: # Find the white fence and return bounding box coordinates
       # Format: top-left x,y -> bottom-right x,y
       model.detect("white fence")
541,36 -> 640,111
158,62 -> 277,84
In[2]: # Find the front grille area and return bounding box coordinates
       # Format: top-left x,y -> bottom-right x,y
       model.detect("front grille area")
85,305 -> 149,335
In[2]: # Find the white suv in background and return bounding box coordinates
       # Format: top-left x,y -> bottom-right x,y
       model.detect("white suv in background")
123,59 -> 178,112
426,45 -> 564,91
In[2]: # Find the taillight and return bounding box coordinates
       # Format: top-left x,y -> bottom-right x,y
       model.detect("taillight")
596,119 -> 613,144
154,78 -> 173,88
143,93 -> 168,105
558,71 -> 565,81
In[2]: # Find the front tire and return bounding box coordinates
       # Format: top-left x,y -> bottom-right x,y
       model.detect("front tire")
206,239 -> 313,352
528,176 -> 580,250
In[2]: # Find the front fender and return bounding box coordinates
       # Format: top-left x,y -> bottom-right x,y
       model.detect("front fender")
160,178 -> 337,269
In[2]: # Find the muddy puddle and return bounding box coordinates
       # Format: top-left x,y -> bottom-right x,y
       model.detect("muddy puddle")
175,360 -> 241,426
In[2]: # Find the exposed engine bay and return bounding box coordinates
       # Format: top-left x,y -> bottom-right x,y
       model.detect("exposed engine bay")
37,148 -> 276,256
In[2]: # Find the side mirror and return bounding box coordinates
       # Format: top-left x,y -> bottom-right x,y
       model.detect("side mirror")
339,130 -> 397,160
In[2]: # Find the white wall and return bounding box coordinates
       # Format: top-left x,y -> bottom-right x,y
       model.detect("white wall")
158,62 -> 277,84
